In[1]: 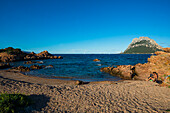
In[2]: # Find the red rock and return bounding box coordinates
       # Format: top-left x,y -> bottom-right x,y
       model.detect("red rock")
30,65 -> 43,70
163,48 -> 170,53
93,59 -> 100,62
154,51 -> 166,55
58,56 -> 63,59
101,50 -> 170,81
12,66 -> 30,72
0,47 -> 63,62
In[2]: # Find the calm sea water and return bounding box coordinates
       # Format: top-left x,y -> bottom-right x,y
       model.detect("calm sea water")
10,54 -> 152,82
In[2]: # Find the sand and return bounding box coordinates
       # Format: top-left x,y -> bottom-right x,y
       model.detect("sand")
0,70 -> 170,112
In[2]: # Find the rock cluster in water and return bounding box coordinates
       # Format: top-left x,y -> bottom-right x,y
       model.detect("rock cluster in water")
101,48 -> 170,81
0,63 -> 11,69
0,47 -> 63,62
12,64 -> 54,72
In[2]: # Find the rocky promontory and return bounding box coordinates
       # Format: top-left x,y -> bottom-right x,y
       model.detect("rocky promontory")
101,48 -> 170,82
0,47 -> 63,62
123,37 -> 163,54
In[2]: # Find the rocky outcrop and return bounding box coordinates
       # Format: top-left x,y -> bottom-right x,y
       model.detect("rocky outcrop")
123,37 -> 163,54
24,61 -> 44,64
101,48 -> 170,80
12,64 -> 54,72
30,65 -> 43,70
0,63 -> 11,69
0,47 -> 63,62
163,48 -> 170,53
12,66 -> 30,72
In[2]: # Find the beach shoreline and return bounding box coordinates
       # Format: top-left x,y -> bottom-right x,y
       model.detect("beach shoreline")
0,70 -> 170,112
0,70 -> 123,85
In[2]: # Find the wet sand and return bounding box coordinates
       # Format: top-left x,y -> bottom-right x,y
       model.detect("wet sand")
0,70 -> 170,112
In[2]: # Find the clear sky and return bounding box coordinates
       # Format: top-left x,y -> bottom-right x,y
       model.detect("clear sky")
0,0 -> 170,53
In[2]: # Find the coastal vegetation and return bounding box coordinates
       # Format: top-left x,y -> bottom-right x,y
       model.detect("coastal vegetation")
124,46 -> 162,54
0,47 -> 22,54
0,93 -> 32,113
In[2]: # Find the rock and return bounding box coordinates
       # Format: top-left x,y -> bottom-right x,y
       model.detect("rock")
24,61 -> 44,64
58,56 -> 63,59
24,61 -> 36,64
37,61 -> 44,64
36,50 -> 52,58
29,52 -> 36,55
101,49 -> 170,80
45,65 -> 54,69
53,56 -> 58,59
30,65 -> 43,70
93,59 -> 100,62
12,66 -> 30,72
0,63 -> 11,69
0,47 -> 63,62
75,80 -> 84,85
154,51 -> 166,55
163,48 -> 170,53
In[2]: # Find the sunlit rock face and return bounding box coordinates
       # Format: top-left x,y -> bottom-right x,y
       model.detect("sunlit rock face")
101,48 -> 170,80
0,47 -> 62,62
124,37 -> 163,54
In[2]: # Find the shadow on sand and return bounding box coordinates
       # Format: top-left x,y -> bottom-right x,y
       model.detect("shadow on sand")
26,94 -> 50,112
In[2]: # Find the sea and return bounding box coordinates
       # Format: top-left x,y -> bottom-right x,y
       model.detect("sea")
10,54 -> 152,82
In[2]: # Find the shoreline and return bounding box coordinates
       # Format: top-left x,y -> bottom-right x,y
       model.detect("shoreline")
0,70 -> 122,85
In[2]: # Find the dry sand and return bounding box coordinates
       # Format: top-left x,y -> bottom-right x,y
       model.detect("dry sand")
0,70 -> 170,112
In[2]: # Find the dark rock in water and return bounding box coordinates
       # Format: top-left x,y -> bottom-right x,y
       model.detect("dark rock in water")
58,56 -> 63,59
53,56 -> 58,59
37,61 -> 44,64
30,65 -> 43,70
0,63 -> 11,69
12,66 -> 30,72
24,61 -> 37,64
44,65 -> 54,69
24,61 -> 44,64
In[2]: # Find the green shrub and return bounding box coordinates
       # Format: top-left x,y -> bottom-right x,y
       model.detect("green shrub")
0,93 -> 32,113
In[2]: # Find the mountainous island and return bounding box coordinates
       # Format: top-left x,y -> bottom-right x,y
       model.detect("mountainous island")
123,37 -> 163,54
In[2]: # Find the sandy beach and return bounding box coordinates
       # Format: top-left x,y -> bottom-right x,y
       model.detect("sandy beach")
0,70 -> 170,113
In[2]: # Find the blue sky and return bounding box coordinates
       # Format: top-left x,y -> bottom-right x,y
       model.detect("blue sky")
0,0 -> 170,53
